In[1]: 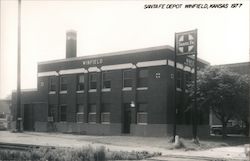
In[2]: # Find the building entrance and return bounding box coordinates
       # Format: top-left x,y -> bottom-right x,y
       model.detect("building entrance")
23,104 -> 34,131
123,103 -> 131,133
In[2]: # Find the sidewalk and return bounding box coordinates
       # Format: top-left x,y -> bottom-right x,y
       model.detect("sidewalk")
0,131 -> 248,161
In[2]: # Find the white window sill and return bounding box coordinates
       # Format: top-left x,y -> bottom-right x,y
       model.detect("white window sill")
176,88 -> 182,92
76,90 -> 84,94
102,88 -> 111,92
89,89 -> 97,92
88,122 -> 96,124
122,87 -> 132,91
136,87 -> 148,91
49,91 -> 56,94
137,123 -> 148,125
101,122 -> 110,124
76,122 -> 84,124
60,91 -> 67,94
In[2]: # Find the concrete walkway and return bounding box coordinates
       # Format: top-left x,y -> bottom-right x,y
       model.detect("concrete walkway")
0,131 -> 248,161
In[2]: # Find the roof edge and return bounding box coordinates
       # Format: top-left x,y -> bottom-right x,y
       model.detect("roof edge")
38,45 -> 174,65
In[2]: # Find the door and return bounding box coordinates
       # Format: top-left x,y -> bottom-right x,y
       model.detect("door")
23,104 -> 34,131
123,103 -> 131,133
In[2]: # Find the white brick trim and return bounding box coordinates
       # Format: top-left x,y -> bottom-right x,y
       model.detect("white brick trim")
136,60 -> 167,68
37,71 -> 58,77
59,68 -> 87,75
101,63 -> 134,71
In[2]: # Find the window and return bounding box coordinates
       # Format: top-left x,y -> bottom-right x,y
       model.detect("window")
88,104 -> 96,123
60,105 -> 67,122
184,72 -> 192,87
0,112 -> 6,119
89,73 -> 97,90
137,69 -> 148,88
76,104 -> 84,123
49,77 -> 56,92
137,103 -> 147,124
101,103 -> 111,123
102,71 -> 111,90
77,74 -> 84,91
60,76 -> 67,91
176,70 -> 182,89
123,70 -> 132,88
48,105 -> 57,122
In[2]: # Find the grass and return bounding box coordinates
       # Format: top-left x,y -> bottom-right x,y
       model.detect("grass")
0,145 -> 161,161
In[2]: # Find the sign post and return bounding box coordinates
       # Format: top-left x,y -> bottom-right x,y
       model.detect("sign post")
174,29 -> 198,142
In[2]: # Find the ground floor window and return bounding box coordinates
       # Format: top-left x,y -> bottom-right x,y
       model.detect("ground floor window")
101,112 -> 110,123
60,105 -> 67,122
137,112 -> 148,124
137,103 -> 148,124
88,104 -> 96,123
101,103 -> 111,123
76,104 -> 84,123
48,105 -> 57,122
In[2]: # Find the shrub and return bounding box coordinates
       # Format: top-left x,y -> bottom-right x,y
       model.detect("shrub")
0,145 -> 160,161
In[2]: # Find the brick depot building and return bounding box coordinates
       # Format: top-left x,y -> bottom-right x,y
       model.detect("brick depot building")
11,31 -> 210,137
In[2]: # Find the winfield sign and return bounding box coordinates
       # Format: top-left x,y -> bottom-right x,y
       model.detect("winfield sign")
82,58 -> 103,66
175,30 -> 197,56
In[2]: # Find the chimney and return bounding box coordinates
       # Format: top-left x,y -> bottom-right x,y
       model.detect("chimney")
66,30 -> 77,58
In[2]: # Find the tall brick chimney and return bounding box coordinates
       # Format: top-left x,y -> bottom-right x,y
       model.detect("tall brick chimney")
66,30 -> 77,58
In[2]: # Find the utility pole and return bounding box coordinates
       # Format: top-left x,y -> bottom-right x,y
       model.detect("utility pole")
16,0 -> 22,132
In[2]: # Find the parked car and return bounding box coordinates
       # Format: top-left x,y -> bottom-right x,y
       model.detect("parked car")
211,124 -> 246,135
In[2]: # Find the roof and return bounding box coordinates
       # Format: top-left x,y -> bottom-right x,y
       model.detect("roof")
38,45 -> 174,65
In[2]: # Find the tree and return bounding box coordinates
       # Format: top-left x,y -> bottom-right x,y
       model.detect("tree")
187,66 -> 249,138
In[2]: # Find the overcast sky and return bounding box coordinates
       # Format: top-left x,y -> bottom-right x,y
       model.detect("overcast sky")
0,0 -> 249,99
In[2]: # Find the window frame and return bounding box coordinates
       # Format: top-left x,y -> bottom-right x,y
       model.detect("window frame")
89,73 -> 97,91
77,74 -> 85,92
123,69 -> 132,90
60,76 -> 67,92
102,71 -> 111,91
137,68 -> 148,89
60,104 -> 67,122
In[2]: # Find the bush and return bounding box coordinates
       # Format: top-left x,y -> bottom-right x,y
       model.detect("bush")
0,145 -> 160,161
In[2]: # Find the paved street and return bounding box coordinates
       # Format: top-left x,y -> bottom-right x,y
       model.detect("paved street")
0,131 -> 248,161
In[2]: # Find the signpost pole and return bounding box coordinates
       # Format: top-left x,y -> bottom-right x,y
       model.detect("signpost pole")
16,0 -> 22,132
174,29 -> 198,143
173,33 -> 177,141
192,29 -> 198,142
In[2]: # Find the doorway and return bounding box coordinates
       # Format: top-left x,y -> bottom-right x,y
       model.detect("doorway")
123,103 -> 131,133
23,104 -> 34,131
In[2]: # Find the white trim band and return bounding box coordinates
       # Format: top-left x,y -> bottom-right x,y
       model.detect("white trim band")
177,63 -> 184,69
168,60 -> 174,67
183,66 -> 191,72
59,68 -> 87,75
136,60 -> 167,68
37,71 -> 58,77
101,63 -> 134,71
88,67 -> 101,72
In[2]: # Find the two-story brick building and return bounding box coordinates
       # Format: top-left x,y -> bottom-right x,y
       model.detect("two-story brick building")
11,30 -> 210,137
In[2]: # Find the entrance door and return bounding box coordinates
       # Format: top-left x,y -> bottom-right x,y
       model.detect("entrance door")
123,103 -> 131,133
23,104 -> 34,131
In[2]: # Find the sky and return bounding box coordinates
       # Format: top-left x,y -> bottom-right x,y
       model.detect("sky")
0,0 -> 249,99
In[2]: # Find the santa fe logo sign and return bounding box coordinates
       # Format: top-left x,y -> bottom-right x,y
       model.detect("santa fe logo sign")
175,30 -> 197,56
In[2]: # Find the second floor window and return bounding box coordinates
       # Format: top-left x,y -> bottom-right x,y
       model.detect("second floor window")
123,70 -> 132,88
138,69 -> 148,88
77,74 -> 84,91
60,76 -> 67,91
102,71 -> 111,89
49,77 -> 56,92
89,73 -> 97,90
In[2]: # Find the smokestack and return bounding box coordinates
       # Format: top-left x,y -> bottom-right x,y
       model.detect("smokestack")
66,30 -> 77,58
